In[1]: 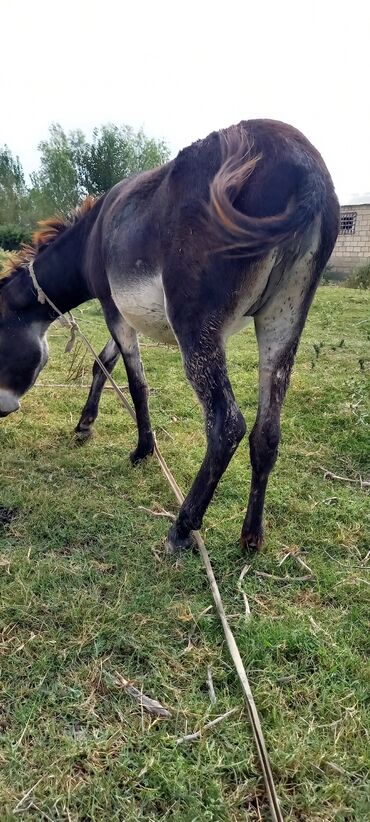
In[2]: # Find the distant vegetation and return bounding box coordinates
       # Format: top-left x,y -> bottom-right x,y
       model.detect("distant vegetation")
0,123 -> 169,249
0,246 -> 10,273
322,263 -> 370,289
344,261 -> 370,289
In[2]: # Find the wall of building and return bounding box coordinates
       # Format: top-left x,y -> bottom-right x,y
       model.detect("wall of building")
329,204 -> 370,275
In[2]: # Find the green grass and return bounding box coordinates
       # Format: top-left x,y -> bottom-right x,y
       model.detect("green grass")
0,287 -> 369,821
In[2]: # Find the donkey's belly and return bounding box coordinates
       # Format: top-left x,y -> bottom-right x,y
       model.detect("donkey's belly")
110,272 -> 177,345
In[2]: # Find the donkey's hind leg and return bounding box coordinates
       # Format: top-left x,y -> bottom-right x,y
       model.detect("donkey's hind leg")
165,336 -> 246,554
75,338 -> 120,440
241,251 -> 321,552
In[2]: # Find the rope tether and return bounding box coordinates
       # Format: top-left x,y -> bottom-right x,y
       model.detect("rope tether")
28,262 -> 284,822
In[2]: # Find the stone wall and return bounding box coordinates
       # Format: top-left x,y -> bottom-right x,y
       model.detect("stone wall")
329,204 -> 370,274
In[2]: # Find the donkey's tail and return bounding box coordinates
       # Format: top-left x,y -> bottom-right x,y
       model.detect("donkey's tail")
207,124 -> 327,257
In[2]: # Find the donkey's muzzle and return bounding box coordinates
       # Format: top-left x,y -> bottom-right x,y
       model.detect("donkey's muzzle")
0,390 -> 20,416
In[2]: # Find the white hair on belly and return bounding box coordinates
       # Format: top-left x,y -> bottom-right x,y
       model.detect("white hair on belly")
110,271 -> 176,344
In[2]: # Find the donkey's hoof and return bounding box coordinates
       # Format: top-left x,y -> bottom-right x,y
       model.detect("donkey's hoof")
130,435 -> 155,465
130,445 -> 154,465
74,425 -> 93,443
165,524 -> 197,556
240,528 -> 264,554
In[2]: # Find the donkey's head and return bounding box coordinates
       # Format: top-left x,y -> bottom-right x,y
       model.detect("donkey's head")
0,268 -> 48,416
0,197 -> 95,417
0,217 -> 70,416
0,301 -> 49,416
0,198 -> 97,417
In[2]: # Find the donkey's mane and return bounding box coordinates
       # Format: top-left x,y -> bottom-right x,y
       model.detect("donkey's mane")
0,195 -> 96,287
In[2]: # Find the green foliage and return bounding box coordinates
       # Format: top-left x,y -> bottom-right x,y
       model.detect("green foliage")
30,123 -> 82,217
0,246 -> 10,272
0,145 -> 27,226
0,123 -> 170,233
29,122 -> 169,216
78,124 -> 169,196
344,261 -> 370,289
0,223 -> 31,251
321,264 -> 348,285
321,264 -> 332,283
0,288 -> 369,819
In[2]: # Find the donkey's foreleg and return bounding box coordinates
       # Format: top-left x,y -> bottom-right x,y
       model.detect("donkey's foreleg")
75,338 -> 120,440
165,342 -> 246,554
102,298 -> 154,463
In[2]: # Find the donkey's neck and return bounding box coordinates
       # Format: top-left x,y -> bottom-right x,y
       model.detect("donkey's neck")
30,216 -> 93,317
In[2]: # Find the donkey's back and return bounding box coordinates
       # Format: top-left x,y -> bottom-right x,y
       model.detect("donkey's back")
87,119 -> 338,349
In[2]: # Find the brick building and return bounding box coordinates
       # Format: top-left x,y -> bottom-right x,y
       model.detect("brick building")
329,200 -> 370,276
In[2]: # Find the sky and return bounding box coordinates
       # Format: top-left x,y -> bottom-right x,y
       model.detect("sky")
1,0 -> 370,204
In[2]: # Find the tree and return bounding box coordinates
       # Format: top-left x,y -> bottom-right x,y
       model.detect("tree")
30,124 -> 83,217
77,124 -> 169,196
0,123 -> 170,247
0,146 -> 27,226
28,123 -> 169,214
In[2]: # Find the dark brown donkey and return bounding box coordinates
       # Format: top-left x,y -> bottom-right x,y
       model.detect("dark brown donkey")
0,119 -> 339,553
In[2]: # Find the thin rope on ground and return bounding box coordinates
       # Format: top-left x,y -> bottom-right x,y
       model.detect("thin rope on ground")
28,262 -> 284,822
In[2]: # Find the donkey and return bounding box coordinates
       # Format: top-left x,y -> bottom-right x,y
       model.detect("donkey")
0,119 -> 339,554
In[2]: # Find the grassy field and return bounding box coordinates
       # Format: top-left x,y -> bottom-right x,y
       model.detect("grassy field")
0,287 -> 369,821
